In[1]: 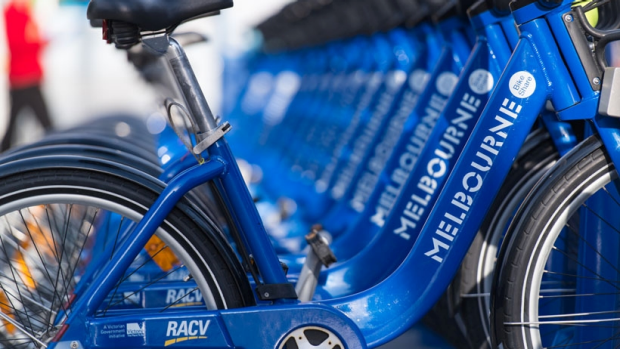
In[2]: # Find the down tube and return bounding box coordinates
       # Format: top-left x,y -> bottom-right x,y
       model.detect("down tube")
324,37 -> 549,347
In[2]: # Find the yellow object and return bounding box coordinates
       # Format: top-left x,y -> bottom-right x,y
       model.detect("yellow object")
573,0 -> 599,27
0,292 -> 16,335
164,336 -> 207,346
145,235 -> 180,271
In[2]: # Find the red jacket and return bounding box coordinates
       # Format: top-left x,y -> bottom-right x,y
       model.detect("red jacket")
4,2 -> 44,88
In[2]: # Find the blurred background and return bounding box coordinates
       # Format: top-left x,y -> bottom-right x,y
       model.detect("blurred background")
1,0 -> 620,149
0,0 -> 293,148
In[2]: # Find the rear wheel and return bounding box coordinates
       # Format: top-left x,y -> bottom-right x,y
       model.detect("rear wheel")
0,168 -> 254,348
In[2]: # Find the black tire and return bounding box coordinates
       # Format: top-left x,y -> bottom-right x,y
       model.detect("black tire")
0,168 -> 254,348
492,135 -> 617,348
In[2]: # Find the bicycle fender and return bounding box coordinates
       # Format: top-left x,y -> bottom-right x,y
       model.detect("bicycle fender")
0,144 -> 162,177
0,154 -> 167,192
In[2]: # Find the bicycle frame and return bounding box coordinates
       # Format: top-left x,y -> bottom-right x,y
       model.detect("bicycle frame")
50,0 -> 620,348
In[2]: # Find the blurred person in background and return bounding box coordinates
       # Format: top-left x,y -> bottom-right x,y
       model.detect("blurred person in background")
2,0 -> 52,152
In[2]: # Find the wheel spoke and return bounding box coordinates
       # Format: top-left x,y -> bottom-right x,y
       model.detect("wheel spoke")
563,222 -> 620,277
0,311 -> 47,348
548,246 -> 620,292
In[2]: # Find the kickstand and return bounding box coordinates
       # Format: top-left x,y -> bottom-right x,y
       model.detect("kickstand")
295,225 -> 337,302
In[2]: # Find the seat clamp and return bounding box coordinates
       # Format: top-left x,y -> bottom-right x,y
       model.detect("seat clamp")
142,32 -> 170,56
193,122 -> 232,154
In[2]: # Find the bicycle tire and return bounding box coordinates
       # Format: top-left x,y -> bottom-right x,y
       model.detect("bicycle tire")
492,135 -> 617,348
0,168 -> 254,348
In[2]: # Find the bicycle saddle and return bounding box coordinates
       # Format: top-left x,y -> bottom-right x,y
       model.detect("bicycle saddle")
87,0 -> 233,31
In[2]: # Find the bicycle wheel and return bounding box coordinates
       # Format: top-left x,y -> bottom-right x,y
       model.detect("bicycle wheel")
492,135 -> 620,348
0,168 -> 254,348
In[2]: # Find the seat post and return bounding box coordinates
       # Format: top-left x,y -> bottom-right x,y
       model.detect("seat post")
160,35 -> 218,139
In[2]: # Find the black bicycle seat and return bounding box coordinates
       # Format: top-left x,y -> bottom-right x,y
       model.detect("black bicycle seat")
87,0 -> 233,31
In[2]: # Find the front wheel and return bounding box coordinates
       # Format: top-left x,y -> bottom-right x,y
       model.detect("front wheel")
493,136 -> 620,348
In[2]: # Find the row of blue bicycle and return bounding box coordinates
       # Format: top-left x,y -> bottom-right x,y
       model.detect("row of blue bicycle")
0,0 -> 619,347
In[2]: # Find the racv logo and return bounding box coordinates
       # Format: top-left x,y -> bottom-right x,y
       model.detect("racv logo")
165,320 -> 210,346
166,288 -> 203,306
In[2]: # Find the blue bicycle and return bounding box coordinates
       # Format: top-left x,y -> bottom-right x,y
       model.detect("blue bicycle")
0,0 -> 617,347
